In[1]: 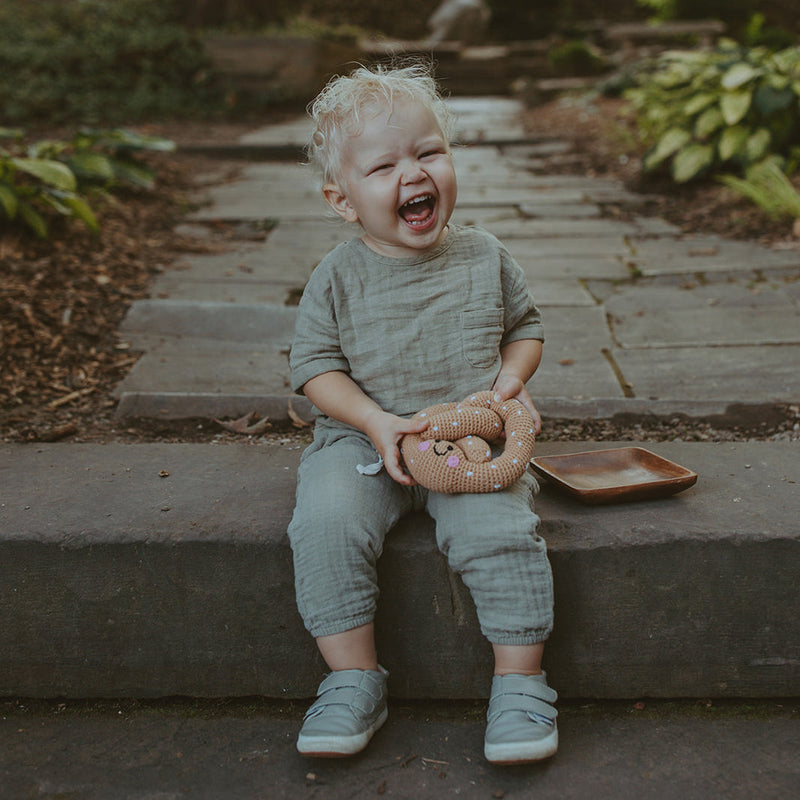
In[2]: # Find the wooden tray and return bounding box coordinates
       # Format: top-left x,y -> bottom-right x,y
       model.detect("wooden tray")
531,447 -> 697,504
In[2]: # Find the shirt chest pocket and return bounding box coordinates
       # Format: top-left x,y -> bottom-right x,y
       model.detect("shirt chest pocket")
461,308 -> 505,368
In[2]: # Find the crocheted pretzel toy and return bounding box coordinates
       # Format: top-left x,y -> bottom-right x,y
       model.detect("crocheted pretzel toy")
400,390 -> 536,493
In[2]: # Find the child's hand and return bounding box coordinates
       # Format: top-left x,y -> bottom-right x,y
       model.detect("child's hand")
492,374 -> 542,435
362,409 -> 429,486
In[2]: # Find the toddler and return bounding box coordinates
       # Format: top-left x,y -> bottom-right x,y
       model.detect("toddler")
287,62 -> 557,764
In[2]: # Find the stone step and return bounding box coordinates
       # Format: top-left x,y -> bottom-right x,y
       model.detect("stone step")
1,441 -> 796,700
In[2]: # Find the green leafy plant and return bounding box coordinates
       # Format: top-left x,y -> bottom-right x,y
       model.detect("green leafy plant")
548,39 -> 608,76
719,158 -> 800,220
0,129 -> 174,238
626,42 -> 800,183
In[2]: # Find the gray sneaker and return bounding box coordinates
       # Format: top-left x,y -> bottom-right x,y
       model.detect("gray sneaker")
297,667 -> 389,757
484,672 -> 558,764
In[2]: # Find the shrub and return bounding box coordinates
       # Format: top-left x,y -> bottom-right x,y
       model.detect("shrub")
548,40 -> 609,76
0,129 -> 175,238
0,0 -> 214,125
626,41 -> 800,183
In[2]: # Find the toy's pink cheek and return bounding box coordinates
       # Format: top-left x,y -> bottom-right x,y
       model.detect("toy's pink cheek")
418,441 -> 431,452
446,455 -> 460,468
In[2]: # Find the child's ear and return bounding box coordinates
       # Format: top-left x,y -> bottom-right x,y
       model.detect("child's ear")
322,183 -> 359,223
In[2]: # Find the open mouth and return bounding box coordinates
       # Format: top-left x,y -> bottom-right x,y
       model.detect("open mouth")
398,194 -> 436,227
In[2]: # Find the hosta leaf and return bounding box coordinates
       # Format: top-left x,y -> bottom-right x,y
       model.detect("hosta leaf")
644,127 -> 692,171
721,62 -> 760,89
83,128 -> 176,153
27,140 -> 68,160
671,143 -> 714,183
59,194 -> 100,232
694,107 -> 724,139
720,89 -> 752,125
654,64 -> 692,89
766,73 -> 790,91
11,158 -> 76,191
65,152 -> 115,183
718,125 -> 750,161
753,85 -> 795,116
111,160 -> 155,189
771,47 -> 800,75
0,184 -> 18,218
745,128 -> 772,163
18,200 -> 48,238
39,192 -> 72,215
684,92 -> 717,116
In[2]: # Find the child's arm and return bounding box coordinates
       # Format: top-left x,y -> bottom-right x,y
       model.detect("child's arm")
492,338 -> 543,434
302,370 -> 428,486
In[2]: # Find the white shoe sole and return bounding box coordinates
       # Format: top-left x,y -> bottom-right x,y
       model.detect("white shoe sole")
484,727 -> 558,764
297,707 -> 388,758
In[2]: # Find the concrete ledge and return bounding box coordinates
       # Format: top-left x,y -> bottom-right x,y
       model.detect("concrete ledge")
1,442 -> 797,700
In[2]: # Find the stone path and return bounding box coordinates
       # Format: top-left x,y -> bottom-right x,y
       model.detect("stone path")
112,97 -> 800,424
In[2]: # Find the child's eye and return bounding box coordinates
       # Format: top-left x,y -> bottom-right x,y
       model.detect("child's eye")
369,163 -> 393,175
420,149 -> 444,159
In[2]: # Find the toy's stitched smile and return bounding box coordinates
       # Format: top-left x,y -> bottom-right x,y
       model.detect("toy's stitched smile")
433,440 -> 453,456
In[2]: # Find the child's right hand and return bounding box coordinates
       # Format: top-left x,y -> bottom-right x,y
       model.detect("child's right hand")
362,409 -> 429,486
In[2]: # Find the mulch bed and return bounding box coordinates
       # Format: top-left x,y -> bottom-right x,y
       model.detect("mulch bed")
2,103 -> 798,445
1,156 -> 200,443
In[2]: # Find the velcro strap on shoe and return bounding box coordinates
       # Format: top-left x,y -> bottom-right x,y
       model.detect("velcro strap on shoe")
488,692 -> 558,723
304,685 -> 379,719
303,669 -> 386,720
492,675 -> 557,704
316,669 -> 384,700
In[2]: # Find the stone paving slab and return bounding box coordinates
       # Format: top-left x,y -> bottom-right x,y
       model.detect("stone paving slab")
119,301 -> 296,346
115,390 -> 311,422
149,275 -> 293,305
606,281 -> 799,348
190,164 -> 321,221
496,235 -> 631,258
527,279 -> 596,307
628,235 -> 800,276
238,97 -> 532,149
514,251 -> 630,281
613,344 -> 800,403
531,308 -> 623,401
517,201 -> 604,218
113,346 -> 290,398
472,215 -> 678,239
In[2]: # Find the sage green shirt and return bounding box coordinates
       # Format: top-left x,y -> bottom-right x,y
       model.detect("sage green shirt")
290,224 -> 543,420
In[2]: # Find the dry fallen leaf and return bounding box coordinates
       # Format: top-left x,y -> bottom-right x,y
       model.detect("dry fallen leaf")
288,398 -> 312,429
214,411 -> 271,435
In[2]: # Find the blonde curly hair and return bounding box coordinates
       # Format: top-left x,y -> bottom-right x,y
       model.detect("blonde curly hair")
306,61 -> 454,184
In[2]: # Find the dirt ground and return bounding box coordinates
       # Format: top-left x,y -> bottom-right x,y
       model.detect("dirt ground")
1,98 -> 798,446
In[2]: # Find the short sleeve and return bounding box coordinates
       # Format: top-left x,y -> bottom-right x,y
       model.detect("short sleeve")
499,247 -> 544,345
289,263 -> 350,394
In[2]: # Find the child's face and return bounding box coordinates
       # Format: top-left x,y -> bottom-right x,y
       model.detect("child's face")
323,97 -> 457,258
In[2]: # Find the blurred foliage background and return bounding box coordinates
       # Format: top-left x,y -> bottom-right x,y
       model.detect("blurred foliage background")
0,0 -> 796,127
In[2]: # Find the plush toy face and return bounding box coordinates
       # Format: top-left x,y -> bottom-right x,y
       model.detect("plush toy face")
400,390 -> 536,493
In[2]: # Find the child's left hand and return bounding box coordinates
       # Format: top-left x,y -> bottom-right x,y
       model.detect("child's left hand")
492,374 -> 542,435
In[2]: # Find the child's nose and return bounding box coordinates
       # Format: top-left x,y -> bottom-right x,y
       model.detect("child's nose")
400,159 -> 425,183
